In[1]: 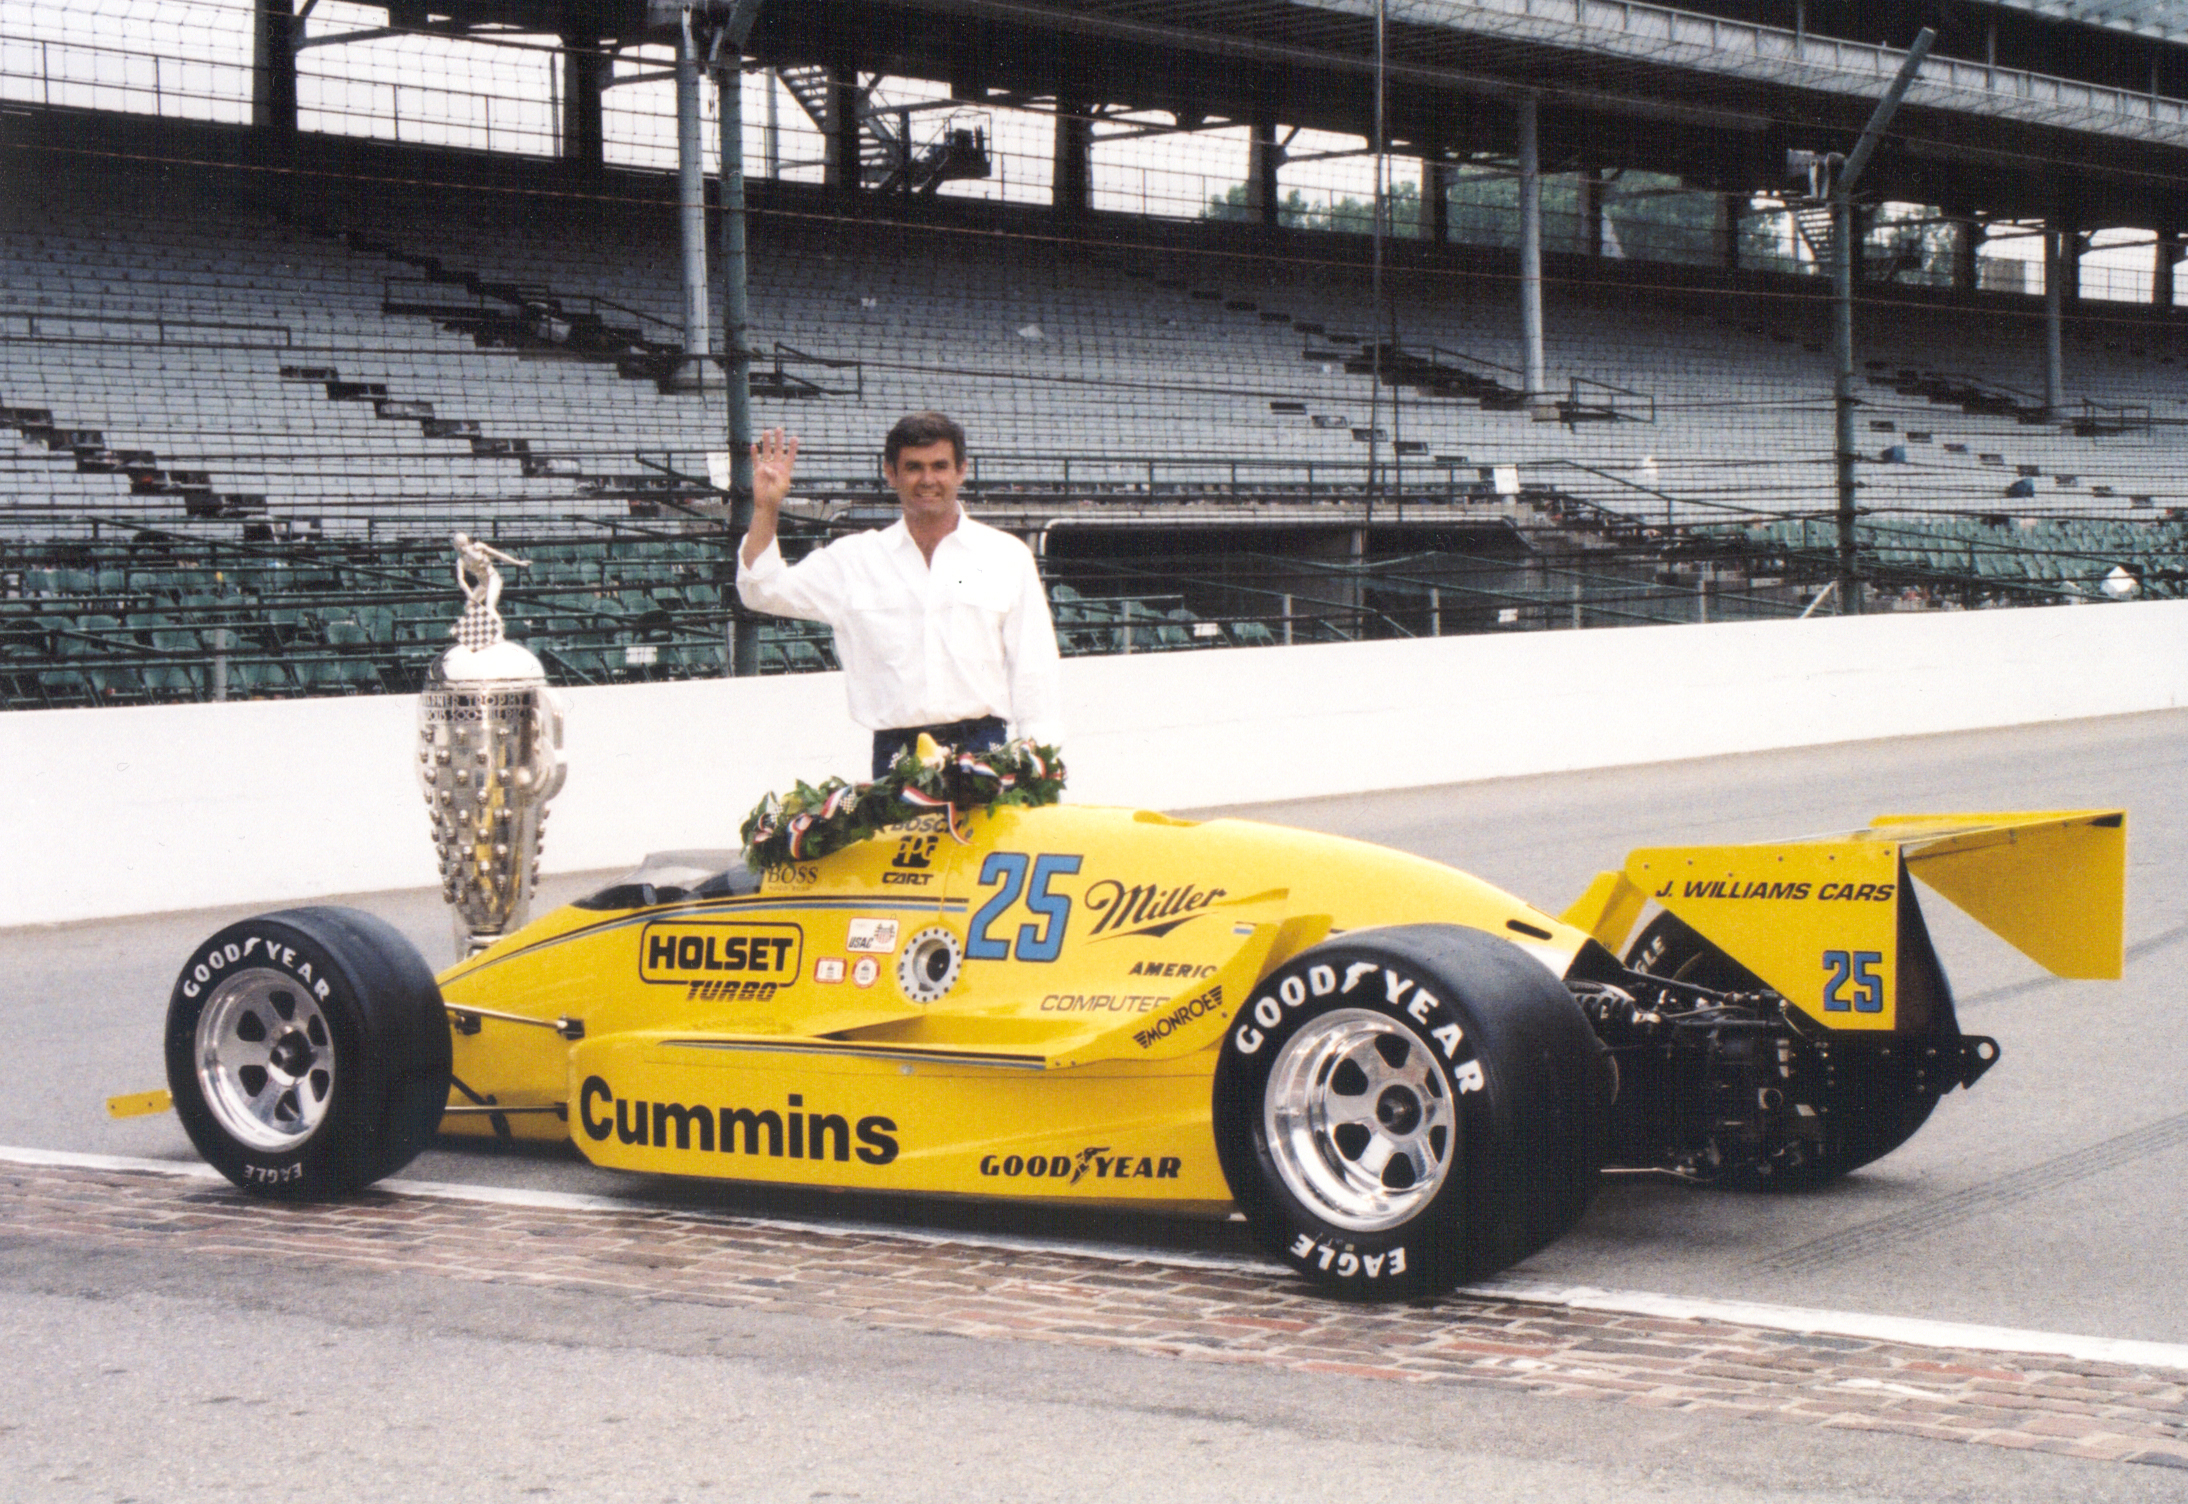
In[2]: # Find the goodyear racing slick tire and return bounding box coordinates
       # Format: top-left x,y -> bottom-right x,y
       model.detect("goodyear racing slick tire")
1213,925 -> 1611,1301
164,907 -> 451,1199
1625,911 -> 1941,1190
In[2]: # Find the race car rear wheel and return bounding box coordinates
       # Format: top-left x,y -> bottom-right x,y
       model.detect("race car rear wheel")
1214,924 -> 1611,1301
1625,911 -> 1943,1189
165,907 -> 450,1199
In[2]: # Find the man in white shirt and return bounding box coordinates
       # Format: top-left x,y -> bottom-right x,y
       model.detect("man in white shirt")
736,412 -> 1064,778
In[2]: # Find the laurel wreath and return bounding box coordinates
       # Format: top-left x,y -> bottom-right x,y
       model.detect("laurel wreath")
740,736 -> 1067,870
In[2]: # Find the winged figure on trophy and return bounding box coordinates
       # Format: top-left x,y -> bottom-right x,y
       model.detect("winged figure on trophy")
450,531 -> 525,651
416,533 -> 568,957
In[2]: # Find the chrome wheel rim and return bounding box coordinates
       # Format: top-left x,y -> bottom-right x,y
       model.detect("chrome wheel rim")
1264,1008 -> 1454,1232
195,968 -> 336,1152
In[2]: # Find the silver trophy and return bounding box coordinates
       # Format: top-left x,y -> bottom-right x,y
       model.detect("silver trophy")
416,534 -> 567,957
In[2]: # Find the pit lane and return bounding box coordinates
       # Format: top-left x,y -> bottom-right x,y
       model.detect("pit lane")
4,709 -> 2185,1491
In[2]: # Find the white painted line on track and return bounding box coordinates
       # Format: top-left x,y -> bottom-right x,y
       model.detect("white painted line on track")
13,1143 -> 2188,1373
1461,1276 -> 2188,1374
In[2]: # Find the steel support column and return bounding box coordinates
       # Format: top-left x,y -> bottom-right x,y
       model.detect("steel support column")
718,55 -> 758,675
1949,211 -> 1979,291
2044,222 -> 2066,418
560,32 -> 606,170
1832,194 -> 1860,615
252,0 -> 298,135
1054,98 -> 1091,221
1516,94 -> 1547,414
671,8 -> 712,386
1247,108 -> 1280,227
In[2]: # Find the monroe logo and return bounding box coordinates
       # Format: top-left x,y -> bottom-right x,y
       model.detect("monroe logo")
579,1079 -> 897,1165
1084,879 -> 1228,939
640,922 -> 802,983
979,1146 -> 1182,1184
1132,983 -> 1223,1049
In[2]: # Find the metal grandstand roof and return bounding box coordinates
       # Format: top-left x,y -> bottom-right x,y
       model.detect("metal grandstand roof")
1986,0 -> 2188,42
921,0 -> 2188,148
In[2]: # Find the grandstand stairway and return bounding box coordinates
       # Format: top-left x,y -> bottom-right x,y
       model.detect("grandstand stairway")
1346,342 -> 1528,410
1871,364 -> 2047,423
1,403 -> 262,518
286,213 -> 862,401
773,68 -> 995,197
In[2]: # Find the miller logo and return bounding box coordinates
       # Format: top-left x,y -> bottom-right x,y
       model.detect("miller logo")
640,921 -> 803,984
1084,878 -> 1228,939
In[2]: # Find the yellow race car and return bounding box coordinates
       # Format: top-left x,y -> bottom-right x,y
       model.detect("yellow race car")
158,800 -> 2124,1300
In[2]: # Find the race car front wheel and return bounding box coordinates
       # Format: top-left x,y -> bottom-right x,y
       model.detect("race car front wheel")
1213,924 -> 1611,1301
165,907 -> 451,1198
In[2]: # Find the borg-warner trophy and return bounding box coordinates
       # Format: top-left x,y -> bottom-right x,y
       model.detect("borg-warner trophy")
416,534 -> 567,958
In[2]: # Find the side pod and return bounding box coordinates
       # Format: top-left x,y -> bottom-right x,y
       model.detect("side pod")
1561,810 -> 2125,1033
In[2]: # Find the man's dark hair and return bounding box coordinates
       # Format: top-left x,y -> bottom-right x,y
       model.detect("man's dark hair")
885,411 -> 966,467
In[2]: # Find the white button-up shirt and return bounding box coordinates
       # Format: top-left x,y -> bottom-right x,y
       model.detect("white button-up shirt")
736,513 -> 1064,744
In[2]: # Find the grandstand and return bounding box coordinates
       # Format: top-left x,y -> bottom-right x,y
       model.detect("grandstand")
4,0 -> 2187,708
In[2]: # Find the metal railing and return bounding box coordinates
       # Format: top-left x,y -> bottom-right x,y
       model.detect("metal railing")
0,307 -> 292,349
1565,375 -> 1656,423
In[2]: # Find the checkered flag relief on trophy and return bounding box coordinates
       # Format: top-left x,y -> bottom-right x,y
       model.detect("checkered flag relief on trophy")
452,598 -> 502,651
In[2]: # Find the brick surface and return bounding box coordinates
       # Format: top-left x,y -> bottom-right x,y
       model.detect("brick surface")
5,1161 -> 2186,1471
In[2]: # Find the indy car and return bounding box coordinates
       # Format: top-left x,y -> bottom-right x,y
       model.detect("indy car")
152,802 -> 2123,1300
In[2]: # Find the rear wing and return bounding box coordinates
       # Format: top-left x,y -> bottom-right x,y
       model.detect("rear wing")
1561,810 -> 2125,1032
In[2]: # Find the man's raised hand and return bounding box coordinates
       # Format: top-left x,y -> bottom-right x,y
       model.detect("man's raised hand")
738,428 -> 798,569
752,428 -> 799,515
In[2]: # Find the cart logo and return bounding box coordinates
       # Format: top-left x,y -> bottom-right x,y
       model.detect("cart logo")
1083,878 -> 1228,939
640,921 -> 802,984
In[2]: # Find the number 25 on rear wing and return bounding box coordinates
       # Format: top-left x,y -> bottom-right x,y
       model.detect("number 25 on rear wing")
1563,810 -> 2126,1031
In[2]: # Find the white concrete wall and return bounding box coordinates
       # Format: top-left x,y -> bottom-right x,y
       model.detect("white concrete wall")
4,600 -> 2184,927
